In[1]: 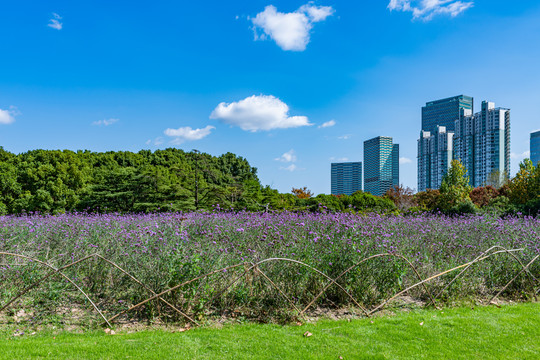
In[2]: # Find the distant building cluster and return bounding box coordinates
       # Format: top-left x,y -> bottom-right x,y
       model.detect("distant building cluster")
418,95 -> 511,191
331,136 -> 399,197
331,94 -> 537,195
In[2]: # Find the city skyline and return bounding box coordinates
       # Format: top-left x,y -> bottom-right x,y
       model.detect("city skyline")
1,1 -> 539,194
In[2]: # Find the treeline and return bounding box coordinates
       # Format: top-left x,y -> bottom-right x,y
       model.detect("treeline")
0,146 -> 397,215
0,147 -> 265,214
0,147 -> 538,216
385,160 -> 540,216
285,160 -> 540,216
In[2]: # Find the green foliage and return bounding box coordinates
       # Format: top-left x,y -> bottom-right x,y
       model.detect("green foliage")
0,148 -> 263,214
508,159 -> 540,206
438,160 -> 475,214
413,189 -> 440,212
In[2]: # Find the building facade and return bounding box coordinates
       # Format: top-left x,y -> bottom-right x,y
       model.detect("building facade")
454,101 -> 511,187
421,95 -> 473,132
418,95 -> 473,191
531,130 -> 540,166
331,162 -> 363,196
364,136 -> 399,196
417,126 -> 454,192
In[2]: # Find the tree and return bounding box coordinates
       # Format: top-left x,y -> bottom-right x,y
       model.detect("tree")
291,187 -> 313,199
414,189 -> 440,211
438,160 -> 474,213
469,186 -> 500,208
484,169 -> 509,188
508,159 -> 540,205
385,185 -> 416,211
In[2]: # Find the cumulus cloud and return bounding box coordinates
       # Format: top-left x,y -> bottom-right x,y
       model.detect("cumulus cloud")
399,157 -> 412,164
0,108 -> 16,125
164,125 -> 215,145
92,118 -> 119,126
251,3 -> 334,51
210,95 -> 311,132
318,120 -> 336,128
388,0 -> 473,20
48,13 -> 63,30
275,149 -> 297,163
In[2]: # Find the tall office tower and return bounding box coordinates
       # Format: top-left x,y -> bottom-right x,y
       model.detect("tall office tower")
417,126 -> 454,192
422,95 -> 473,132
331,162 -> 363,196
392,144 -> 399,188
454,101 -> 511,187
531,130 -> 540,165
364,136 -> 399,196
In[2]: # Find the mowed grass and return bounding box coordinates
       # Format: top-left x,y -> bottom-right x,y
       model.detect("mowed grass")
1,303 -> 539,359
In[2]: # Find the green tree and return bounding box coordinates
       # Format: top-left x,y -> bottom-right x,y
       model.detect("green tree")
438,160 -> 475,213
508,159 -> 540,205
507,159 -> 540,215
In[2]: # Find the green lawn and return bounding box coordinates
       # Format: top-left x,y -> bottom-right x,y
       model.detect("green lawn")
1,303 -> 539,359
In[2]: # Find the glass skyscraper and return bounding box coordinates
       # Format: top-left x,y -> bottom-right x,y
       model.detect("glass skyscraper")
331,162 -> 362,195
422,95 -> 473,132
364,136 -> 399,197
531,130 -> 540,166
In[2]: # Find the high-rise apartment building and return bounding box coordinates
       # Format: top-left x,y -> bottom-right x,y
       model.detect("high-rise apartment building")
417,126 -> 454,192
422,95 -> 473,132
364,136 -> 399,196
454,101 -> 510,187
531,130 -> 540,166
418,95 -> 473,191
331,162 -> 363,196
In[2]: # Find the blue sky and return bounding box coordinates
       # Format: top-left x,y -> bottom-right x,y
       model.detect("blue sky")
1,0 -> 539,194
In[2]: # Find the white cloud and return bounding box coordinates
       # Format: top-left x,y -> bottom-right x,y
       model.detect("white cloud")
164,125 -> 215,145
48,13 -> 63,30
210,95 -> 311,132
511,150 -> 530,160
275,149 -> 297,163
251,3 -> 334,51
338,134 -> 352,140
280,164 -> 298,172
0,108 -> 16,125
399,157 -> 412,164
92,118 -> 119,126
388,0 -> 473,20
318,119 -> 336,128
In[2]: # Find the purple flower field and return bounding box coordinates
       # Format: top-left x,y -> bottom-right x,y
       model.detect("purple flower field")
1,211 -> 539,324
